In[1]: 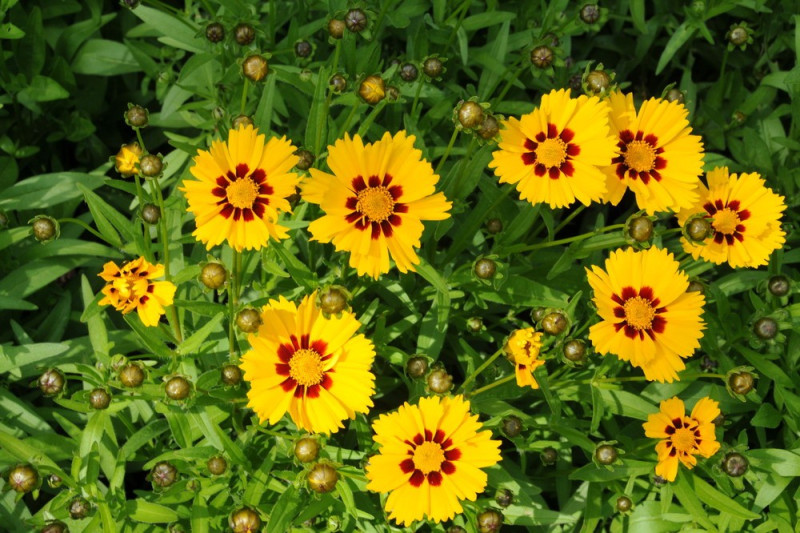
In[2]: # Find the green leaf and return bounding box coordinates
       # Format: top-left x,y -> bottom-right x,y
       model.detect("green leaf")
671,470 -> 717,531
131,6 -> 206,53
0,342 -> 69,375
748,448 -> 800,477
734,346 -> 794,389
0,172 -> 105,210
304,66 -> 330,156
690,470 -> 760,520
655,22 -> 696,75
176,312 -> 224,356
267,485 -> 300,531
630,0 -> 647,33
126,500 -> 179,523
0,23 -> 24,39
73,39 -> 142,76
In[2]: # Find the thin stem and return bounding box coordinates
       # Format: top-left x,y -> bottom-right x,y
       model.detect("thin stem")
492,59 -> 527,105
338,103 -> 360,137
435,129 -> 459,175
372,0 -> 395,38
468,374 -> 515,398
444,0 -> 471,50
504,224 -> 625,255
240,78 -> 250,116
410,80 -> 424,119
229,250 -> 242,358
356,99 -> 388,138
133,173 -> 154,261
57,218 -> 110,244
553,205 -> 585,235
557,372 -> 727,388
459,348 -> 504,393
151,174 -> 183,343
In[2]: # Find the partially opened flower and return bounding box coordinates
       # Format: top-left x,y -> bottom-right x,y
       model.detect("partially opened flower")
366,395 -> 501,527
182,124 -> 300,252
504,328 -> 545,389
602,92 -> 704,214
643,397 -> 721,481
239,291 -> 376,434
301,131 -> 451,279
586,247 -> 705,382
489,88 -> 617,208
114,142 -> 143,177
98,257 -> 176,327
677,167 -> 786,268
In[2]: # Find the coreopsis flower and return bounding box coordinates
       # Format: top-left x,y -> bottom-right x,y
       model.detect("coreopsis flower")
643,397 -> 721,481
504,328 -> 545,389
366,395 -> 501,527
602,91 -> 704,214
114,142 -> 143,177
301,131 -> 451,279
488,88 -> 617,208
677,167 -> 786,268
239,292 -> 376,434
98,257 -> 176,327
586,247 -> 705,382
181,124 -> 300,252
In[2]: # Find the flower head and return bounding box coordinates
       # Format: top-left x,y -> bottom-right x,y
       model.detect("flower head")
643,397 -> 721,481
239,291 -> 376,434
602,92 -> 704,214
586,247 -> 705,382
677,167 -> 786,268
98,257 -> 176,327
489,88 -> 618,208
181,124 -> 300,252
504,328 -> 545,389
115,142 -> 143,177
366,395 -> 501,527
301,131 -> 452,279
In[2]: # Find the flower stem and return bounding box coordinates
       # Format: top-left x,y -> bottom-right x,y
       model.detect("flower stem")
459,347 -> 504,393
151,174 -> 183,343
240,78 -> 250,116
357,99 -> 388,138
228,250 -> 242,358
410,80 -> 424,119
553,205 -> 585,235
468,374 -> 515,398
502,223 -> 625,255
434,129 -> 459,175
339,103 -> 361,137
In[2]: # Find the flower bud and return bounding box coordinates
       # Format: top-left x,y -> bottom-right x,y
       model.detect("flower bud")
422,57 -> 444,78
327,19 -> 345,39
722,452 -> 748,477
687,281 -> 704,293
30,215 -> 60,243
466,316 -> 483,333
563,339 -> 586,362
569,73 -> 583,92
165,376 -> 192,400
457,101 -> 484,129
41,520 -> 68,533
427,368 -> 453,394
685,217 -> 712,242
294,40 -> 312,58
47,474 -> 63,488
329,73 -> 347,93
115,142 -> 143,177
768,275 -> 790,297
242,55 -> 268,82
628,216 -> 653,242
531,307 -> 548,323
294,438 -> 320,463
406,356 -> 428,379
495,488 -> 513,508
474,258 -> 497,280
232,115 -> 254,129
345,8 -> 368,32
139,154 -> 163,178
501,415 -> 522,438
653,474 -> 667,486
728,26 -> 749,46
90,388 -> 111,410
7,464 -> 38,493
38,368 -> 65,396
585,70 -> 611,95
595,444 -> 618,465
207,456 -> 228,475
616,496 -> 632,512
122,0 -> 140,9
666,88 -> 685,103
151,461 -> 178,488
540,446 -> 558,465
359,75 -> 385,104
485,218 -> 503,234
125,105 -> 149,128
141,204 -> 161,225
200,262 -> 227,290
205,22 -> 225,43
68,496 -> 91,519
476,508 -> 503,533
580,4 -> 600,24
229,507 -> 261,533
530,46 -> 554,68
712,413 -> 725,426
319,286 -> 349,316
478,115 -> 500,140
307,463 -> 338,493
542,312 -> 568,335
700,355 -> 718,372
119,363 -> 145,388
400,62 -> 418,82
234,23 -> 255,46
221,364 -> 243,386
386,85 -> 400,102
728,371 -> 754,395
753,317 -> 777,340
236,308 -> 262,333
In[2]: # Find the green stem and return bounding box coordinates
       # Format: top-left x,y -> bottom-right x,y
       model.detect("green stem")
468,374 -> 515,398
492,60 -> 527,105
372,0 -> 395,38
339,103 -> 361,137
57,218 -> 110,244
459,348 -> 504,393
553,205 -> 585,235
505,224 -> 625,255
151,174 -> 183,343
444,0 -> 471,50
410,80 -> 424,119
133,173 -> 154,261
240,78 -> 250,116
434,129 -> 459,175
356,100 -> 387,138
558,372 -> 726,388
229,250 -> 242,358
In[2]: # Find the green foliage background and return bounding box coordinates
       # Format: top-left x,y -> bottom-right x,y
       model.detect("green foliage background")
0,0 -> 799,531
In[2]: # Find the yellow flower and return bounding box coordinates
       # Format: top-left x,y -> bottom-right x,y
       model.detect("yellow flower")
504,328 -> 545,389
181,124 -> 300,252
586,247 -> 705,383
301,131 -> 452,279
643,396 -> 720,481
98,257 -> 176,327
488,88 -> 617,209
677,167 -> 786,268
239,291 -> 376,434
115,142 -> 143,177
366,395 -> 501,527
602,92 -> 704,214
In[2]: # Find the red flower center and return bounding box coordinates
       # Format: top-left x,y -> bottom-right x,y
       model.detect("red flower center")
612,130 -> 666,184
702,199 -> 750,245
611,286 -> 667,340
344,174 -> 408,240
274,334 -> 333,398
399,428 -> 461,487
521,123 -> 579,179
211,163 -> 273,221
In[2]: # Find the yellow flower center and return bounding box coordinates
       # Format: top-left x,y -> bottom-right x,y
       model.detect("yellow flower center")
536,138 -> 567,167
356,186 -> 394,222
712,208 -> 740,235
289,349 -> 324,387
623,141 -> 657,172
412,441 -> 445,474
226,177 -> 258,208
624,297 -> 655,329
672,426 -> 697,452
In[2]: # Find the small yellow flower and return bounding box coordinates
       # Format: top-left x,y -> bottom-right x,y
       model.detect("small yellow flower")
504,328 -> 545,389
643,396 -> 721,481
98,257 -> 176,327
115,142 -> 143,177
